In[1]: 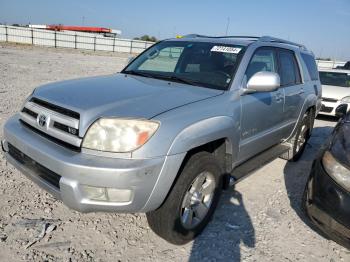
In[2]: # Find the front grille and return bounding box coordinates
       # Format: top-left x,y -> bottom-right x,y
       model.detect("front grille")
53,122 -> 79,136
320,105 -> 333,113
30,97 -> 80,120
8,143 -> 61,189
20,120 -> 81,152
322,97 -> 338,103
20,98 -> 82,149
22,107 -> 38,118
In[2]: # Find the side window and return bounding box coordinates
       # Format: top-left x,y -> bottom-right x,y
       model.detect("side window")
245,48 -> 277,81
301,53 -> 319,81
278,49 -> 302,86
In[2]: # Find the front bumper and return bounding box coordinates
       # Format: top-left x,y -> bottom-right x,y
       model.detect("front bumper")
2,115 -> 184,213
319,100 -> 350,116
304,158 -> 350,249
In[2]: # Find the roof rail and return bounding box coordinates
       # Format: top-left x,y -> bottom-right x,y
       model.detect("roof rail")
180,34 -> 307,50
182,34 -> 260,40
259,36 -> 306,50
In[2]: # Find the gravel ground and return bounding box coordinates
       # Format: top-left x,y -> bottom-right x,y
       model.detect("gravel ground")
0,43 -> 349,262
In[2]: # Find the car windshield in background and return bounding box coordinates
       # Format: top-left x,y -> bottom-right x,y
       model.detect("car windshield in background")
320,71 -> 350,87
123,41 -> 245,90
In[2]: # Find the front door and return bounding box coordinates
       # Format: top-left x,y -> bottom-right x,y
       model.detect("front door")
238,47 -> 284,162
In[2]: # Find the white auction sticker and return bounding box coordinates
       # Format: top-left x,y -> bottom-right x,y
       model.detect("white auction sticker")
211,46 -> 242,54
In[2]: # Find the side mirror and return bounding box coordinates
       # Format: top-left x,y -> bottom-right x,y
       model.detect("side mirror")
246,71 -> 280,93
335,104 -> 348,118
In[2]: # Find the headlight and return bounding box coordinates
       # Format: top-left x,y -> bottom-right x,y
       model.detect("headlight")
82,118 -> 159,153
341,96 -> 350,103
322,151 -> 350,191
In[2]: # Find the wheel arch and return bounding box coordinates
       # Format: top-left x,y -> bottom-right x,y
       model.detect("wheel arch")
143,117 -> 237,212
286,93 -> 317,141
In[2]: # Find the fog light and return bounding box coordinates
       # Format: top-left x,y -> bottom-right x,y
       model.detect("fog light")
82,185 -> 107,201
82,185 -> 132,203
106,188 -> 133,202
1,140 -> 9,152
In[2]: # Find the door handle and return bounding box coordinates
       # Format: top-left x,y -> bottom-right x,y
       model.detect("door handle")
298,88 -> 305,95
275,93 -> 283,102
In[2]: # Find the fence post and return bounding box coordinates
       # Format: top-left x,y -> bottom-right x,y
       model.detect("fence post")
54,31 -> 57,48
75,34 -> 77,49
130,40 -> 133,54
5,25 -> 8,42
94,36 -> 96,51
112,37 -> 116,52
31,28 -> 34,45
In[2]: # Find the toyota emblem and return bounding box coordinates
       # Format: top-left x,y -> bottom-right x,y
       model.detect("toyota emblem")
37,114 -> 47,127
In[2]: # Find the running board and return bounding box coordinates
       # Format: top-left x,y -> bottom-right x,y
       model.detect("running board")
230,144 -> 290,184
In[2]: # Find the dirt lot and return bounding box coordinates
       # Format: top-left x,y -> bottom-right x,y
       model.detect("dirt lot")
0,43 -> 349,262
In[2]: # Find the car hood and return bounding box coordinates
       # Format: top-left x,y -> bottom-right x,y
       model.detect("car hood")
322,85 -> 350,100
33,73 -> 223,134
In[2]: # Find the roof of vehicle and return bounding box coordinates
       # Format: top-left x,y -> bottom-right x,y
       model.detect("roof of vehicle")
165,34 -> 310,52
318,68 -> 350,74
169,36 -> 255,46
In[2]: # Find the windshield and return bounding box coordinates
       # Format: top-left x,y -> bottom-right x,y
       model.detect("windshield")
122,41 -> 245,90
320,71 -> 350,87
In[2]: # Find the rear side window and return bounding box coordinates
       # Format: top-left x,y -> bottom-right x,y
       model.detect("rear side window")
278,49 -> 302,86
301,53 -> 319,80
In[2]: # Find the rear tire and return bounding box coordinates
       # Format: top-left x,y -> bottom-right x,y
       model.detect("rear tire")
280,113 -> 311,161
146,152 -> 223,245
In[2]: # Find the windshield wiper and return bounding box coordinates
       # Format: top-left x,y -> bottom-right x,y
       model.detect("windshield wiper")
123,71 -> 202,87
153,75 -> 202,87
123,70 -> 155,78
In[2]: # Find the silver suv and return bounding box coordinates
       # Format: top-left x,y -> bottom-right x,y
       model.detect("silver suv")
2,35 -> 321,244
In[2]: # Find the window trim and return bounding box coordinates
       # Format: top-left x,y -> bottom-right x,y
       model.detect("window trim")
276,48 -> 303,87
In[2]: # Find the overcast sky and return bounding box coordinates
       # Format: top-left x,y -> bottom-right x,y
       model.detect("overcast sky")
0,0 -> 349,60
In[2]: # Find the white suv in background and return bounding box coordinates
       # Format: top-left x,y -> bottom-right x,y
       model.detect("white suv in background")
319,69 -> 350,116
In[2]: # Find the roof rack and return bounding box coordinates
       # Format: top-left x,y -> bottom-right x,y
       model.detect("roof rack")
259,36 -> 306,50
182,34 -> 260,40
181,34 -> 306,50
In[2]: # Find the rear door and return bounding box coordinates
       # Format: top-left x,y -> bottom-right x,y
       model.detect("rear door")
277,48 -> 305,136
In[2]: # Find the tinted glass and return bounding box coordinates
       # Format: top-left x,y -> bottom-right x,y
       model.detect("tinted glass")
320,72 -> 350,87
245,48 -> 276,80
301,53 -> 319,80
124,41 -> 245,90
279,50 -> 301,86
344,62 -> 350,70
139,47 -> 184,72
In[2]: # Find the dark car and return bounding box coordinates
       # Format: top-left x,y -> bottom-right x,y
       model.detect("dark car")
304,104 -> 350,249
337,61 -> 350,70
344,62 -> 350,70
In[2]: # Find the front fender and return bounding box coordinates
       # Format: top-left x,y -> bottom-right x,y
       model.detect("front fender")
167,116 -> 237,157
142,116 -> 238,211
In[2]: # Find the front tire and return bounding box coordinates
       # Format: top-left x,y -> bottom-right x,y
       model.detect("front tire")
146,152 -> 223,245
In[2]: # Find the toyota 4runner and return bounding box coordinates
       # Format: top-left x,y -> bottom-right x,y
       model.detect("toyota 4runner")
2,35 -> 321,244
